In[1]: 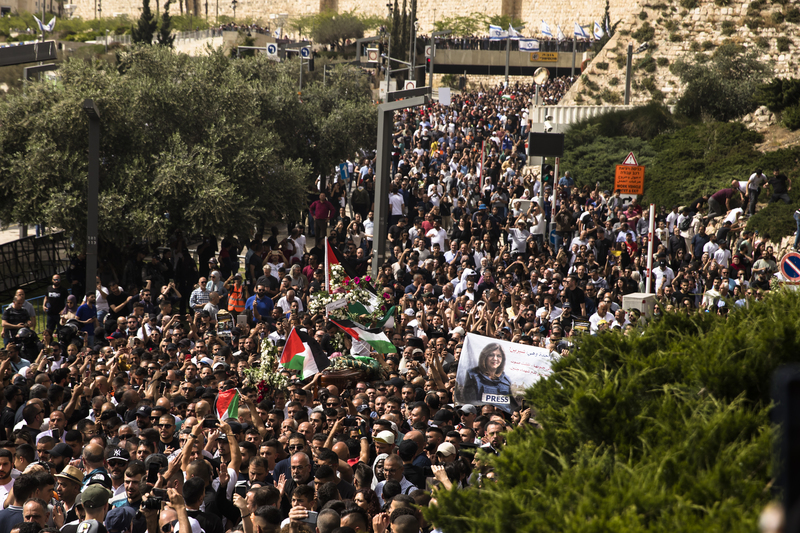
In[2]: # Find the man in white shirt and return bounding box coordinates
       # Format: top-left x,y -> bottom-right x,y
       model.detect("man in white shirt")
703,235 -> 720,257
713,241 -> 732,268
589,300 -> 615,334
364,212 -> 374,243
747,168 -> 768,216
652,260 -> 675,292
426,218 -> 448,251
665,205 -> 680,234
276,290 -> 304,314
507,220 -> 530,255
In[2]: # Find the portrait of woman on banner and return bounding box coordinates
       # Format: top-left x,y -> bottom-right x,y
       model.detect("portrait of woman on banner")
462,342 -> 513,409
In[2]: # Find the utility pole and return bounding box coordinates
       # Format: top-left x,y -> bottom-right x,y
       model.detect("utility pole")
82,100 -> 101,302
624,42 -> 632,105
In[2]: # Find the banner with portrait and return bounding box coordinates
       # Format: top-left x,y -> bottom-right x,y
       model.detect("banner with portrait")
454,333 -> 554,413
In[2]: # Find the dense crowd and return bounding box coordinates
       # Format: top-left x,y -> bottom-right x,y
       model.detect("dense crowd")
0,80 -> 794,533
431,36 -> 593,53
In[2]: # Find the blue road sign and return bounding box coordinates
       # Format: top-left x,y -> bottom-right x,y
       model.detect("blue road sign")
300,46 -> 311,58
781,252 -> 800,279
549,229 -> 557,245
266,43 -> 277,55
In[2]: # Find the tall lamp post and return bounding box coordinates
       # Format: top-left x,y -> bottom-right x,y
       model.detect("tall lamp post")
82,100 -> 101,301
231,0 -> 237,20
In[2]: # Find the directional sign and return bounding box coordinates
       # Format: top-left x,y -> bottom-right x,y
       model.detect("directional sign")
300,46 -> 310,58
266,43 -> 278,56
621,152 -> 638,165
781,252 -> 800,280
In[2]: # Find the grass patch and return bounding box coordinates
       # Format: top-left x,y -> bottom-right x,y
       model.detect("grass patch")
722,20 -> 736,35
595,61 -> 609,70
632,22 -> 655,42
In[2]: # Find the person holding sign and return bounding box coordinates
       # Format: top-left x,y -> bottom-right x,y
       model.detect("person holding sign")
462,342 -> 512,406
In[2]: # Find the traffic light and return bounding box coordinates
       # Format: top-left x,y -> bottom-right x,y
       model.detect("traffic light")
308,55 -> 315,71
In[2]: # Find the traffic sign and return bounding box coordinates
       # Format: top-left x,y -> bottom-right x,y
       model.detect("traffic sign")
549,229 -> 557,245
621,152 -> 638,165
404,80 -> 417,90
300,46 -> 310,58
781,252 -> 800,280
366,48 -> 379,62
424,45 -> 432,58
614,165 -> 645,195
266,43 -> 277,56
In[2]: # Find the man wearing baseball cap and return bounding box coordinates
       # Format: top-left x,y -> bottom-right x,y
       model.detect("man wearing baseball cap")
55,465 -> 84,524
374,431 -> 395,456
106,448 -> 130,498
49,442 -> 74,472
82,484 -> 113,529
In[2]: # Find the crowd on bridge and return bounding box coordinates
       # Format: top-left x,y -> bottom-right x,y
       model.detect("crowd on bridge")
430,35 -> 593,53
0,78 -> 795,533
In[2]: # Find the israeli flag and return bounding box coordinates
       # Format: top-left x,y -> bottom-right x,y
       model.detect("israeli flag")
489,24 -> 508,40
605,16 -> 610,36
594,21 -> 604,39
519,39 -> 539,51
540,20 -> 552,38
556,25 -> 566,40
508,24 -> 522,39
574,22 -> 589,39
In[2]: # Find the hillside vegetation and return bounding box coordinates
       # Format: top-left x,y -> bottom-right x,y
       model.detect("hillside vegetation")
426,289 -> 800,532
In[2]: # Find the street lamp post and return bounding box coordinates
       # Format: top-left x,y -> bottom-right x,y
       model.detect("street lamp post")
82,100 -> 101,302
231,0 -> 237,20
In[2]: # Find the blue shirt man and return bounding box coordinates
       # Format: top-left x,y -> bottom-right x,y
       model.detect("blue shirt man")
76,295 -> 98,345
245,285 -> 274,324
558,172 -> 575,194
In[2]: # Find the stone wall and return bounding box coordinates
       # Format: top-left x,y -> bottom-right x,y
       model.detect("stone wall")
559,0 -> 800,106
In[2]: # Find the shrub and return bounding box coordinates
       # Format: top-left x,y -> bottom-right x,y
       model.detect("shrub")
714,0 -> 731,5
595,61 -> 609,70
635,54 -> 657,72
632,22 -> 655,42
690,41 -> 701,51
783,103 -> 800,130
609,77 -> 620,86
772,11 -> 785,24
657,56 -> 669,66
669,32 -> 682,42
777,36 -> 791,51
640,77 -> 658,92
722,20 -> 736,35
639,10 -> 648,19
787,7 -> 800,23
663,19 -> 677,31
755,78 -> 800,112
702,40 -> 715,50
574,93 -> 584,103
755,36 -> 770,48
439,73 -> 461,89
744,16 -> 763,30
615,54 -> 626,69
679,0 -> 697,9
599,88 -> 622,103
584,77 -> 600,91
428,291 -> 800,533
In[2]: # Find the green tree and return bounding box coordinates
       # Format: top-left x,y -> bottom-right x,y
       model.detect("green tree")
132,0 -> 158,44
433,14 -> 484,37
0,46 -> 374,248
306,10 -> 364,52
157,0 -> 175,47
426,289 -> 800,532
672,42 -> 772,121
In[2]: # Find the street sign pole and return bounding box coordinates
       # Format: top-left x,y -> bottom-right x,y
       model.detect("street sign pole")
646,204 -> 655,293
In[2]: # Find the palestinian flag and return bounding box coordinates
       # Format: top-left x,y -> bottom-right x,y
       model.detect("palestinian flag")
347,303 -> 396,329
280,327 -> 331,379
331,319 -> 397,354
216,388 -> 240,420
325,237 -> 360,292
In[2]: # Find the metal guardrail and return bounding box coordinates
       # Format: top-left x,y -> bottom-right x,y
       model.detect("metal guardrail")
0,231 -> 72,303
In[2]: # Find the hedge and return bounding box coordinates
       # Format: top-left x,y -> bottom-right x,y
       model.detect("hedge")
427,289 -> 800,532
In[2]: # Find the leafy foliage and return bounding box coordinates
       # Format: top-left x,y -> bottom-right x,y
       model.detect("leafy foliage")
298,10 -> 366,51
672,42 -> 772,121
755,78 -> 800,112
783,104 -> 800,131
426,290 -> 800,532
0,46 -> 376,249
433,13 -> 522,37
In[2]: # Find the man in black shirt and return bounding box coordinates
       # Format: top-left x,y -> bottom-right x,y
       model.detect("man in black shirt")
156,414 -> 179,455
2,296 -> 30,344
766,168 -> 792,204
563,276 -> 587,317
43,275 -> 69,333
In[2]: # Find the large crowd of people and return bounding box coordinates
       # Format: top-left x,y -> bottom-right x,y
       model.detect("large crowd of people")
0,80 -> 794,533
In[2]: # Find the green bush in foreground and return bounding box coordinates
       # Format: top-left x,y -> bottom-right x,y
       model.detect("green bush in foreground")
427,290 -> 800,532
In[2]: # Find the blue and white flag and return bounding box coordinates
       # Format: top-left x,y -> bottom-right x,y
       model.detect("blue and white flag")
605,16 -> 610,36
33,15 -> 56,33
540,20 -> 552,38
594,21 -> 604,39
519,39 -> 539,51
574,22 -> 589,39
556,25 -> 566,40
508,24 -> 522,39
489,24 -> 508,40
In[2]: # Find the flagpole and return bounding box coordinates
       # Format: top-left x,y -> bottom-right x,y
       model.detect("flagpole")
504,34 -> 510,87
324,236 -> 330,292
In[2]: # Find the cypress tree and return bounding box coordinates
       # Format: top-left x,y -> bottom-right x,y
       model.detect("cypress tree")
157,0 -> 175,47
132,0 -> 158,44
